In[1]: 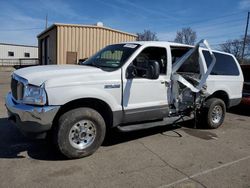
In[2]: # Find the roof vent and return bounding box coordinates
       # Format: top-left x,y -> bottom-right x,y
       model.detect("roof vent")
96,22 -> 104,27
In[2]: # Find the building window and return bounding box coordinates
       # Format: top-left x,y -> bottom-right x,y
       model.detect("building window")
8,51 -> 14,57
24,52 -> 30,57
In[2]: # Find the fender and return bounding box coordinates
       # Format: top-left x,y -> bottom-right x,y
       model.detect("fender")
206,76 -> 243,99
46,85 -> 122,112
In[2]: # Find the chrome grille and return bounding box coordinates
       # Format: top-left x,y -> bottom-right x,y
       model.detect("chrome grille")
11,77 -> 24,101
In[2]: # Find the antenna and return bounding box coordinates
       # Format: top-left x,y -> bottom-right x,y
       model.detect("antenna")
45,14 -> 48,29
242,11 -> 250,61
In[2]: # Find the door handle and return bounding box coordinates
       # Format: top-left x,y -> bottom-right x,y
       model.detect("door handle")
161,80 -> 170,87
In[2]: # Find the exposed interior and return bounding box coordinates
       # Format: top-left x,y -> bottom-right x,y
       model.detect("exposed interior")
170,46 -> 204,113
171,46 -> 201,82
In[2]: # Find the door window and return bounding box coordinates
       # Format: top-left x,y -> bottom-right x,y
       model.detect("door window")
131,47 -> 167,77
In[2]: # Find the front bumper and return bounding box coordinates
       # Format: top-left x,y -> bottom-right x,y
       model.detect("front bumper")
5,92 -> 60,138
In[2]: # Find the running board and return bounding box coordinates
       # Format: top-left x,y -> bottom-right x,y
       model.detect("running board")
117,116 -> 192,132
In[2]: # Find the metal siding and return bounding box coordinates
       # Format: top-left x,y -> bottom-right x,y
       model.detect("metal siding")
63,26 -> 67,64
68,26 -> 71,53
76,27 -> 79,55
37,26 -> 57,65
0,44 -> 38,59
39,25 -> 136,64
50,27 -> 57,64
113,31 -> 115,43
58,26 -> 61,64
72,26 -> 76,52
72,27 -> 76,52
99,28 -> 101,50
82,27 -> 86,58
93,28 -> 96,55
79,27 -> 83,58
96,29 -> 100,51
86,28 -> 90,57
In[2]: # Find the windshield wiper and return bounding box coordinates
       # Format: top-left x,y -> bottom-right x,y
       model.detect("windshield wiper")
83,62 -> 102,69
96,64 -> 115,68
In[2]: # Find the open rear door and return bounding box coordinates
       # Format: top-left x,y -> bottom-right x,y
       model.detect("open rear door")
170,40 -> 216,112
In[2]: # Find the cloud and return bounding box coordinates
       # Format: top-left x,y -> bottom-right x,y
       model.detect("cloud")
0,1 -> 46,45
239,0 -> 250,9
34,0 -> 81,19
0,0 -> 86,45
113,0 -> 184,23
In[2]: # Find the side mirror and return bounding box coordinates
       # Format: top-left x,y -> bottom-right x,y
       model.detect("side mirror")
146,60 -> 160,79
78,58 -> 88,65
126,65 -> 137,79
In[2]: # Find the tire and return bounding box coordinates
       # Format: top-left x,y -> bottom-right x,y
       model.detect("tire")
54,107 -> 106,159
200,98 -> 226,129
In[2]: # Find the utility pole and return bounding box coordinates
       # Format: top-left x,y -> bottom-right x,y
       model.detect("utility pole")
242,11 -> 250,61
45,14 -> 48,29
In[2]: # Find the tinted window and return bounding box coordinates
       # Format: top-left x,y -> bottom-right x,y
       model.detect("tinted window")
133,47 -> 167,75
24,52 -> 30,57
171,47 -> 190,63
82,44 -> 140,70
202,50 -> 239,76
8,51 -> 14,57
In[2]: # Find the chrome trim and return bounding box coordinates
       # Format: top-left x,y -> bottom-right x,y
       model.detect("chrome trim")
12,73 -> 29,85
5,92 -> 60,127
104,84 -> 120,89
11,74 -> 47,105
11,73 -> 28,103
69,120 -> 97,150
211,105 -> 223,124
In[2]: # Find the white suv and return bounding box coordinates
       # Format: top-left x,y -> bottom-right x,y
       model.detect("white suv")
5,40 -> 244,158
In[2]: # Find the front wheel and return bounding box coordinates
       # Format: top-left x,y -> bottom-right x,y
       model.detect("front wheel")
200,98 -> 226,129
54,107 -> 106,159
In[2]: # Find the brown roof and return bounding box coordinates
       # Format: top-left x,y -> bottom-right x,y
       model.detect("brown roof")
37,23 -> 137,38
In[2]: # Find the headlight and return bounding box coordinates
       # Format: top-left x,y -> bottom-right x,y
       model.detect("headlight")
23,84 -> 47,105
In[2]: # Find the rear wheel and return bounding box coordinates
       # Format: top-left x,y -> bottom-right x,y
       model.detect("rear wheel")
54,107 -> 106,159
200,98 -> 226,129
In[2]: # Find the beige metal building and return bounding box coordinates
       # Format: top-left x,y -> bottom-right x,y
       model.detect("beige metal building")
37,23 -> 137,65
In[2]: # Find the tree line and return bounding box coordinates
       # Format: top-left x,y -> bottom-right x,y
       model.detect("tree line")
136,28 -> 250,64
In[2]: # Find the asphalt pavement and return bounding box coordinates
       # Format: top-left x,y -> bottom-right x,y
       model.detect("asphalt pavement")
0,68 -> 249,188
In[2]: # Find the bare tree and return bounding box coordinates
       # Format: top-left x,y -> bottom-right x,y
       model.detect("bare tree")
137,30 -> 158,41
220,39 -> 243,60
220,36 -> 250,62
174,27 -> 197,45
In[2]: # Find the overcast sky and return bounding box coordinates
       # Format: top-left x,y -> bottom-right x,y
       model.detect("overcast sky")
0,0 -> 249,47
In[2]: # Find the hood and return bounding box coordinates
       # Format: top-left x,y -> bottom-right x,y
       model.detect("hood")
14,65 -> 109,87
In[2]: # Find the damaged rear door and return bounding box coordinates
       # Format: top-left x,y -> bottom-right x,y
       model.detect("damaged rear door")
169,40 -> 216,113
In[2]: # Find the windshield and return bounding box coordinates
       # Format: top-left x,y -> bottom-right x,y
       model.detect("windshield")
81,43 -> 141,70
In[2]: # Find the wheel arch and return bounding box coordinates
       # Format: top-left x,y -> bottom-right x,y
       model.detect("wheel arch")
52,98 -> 114,130
206,90 -> 230,108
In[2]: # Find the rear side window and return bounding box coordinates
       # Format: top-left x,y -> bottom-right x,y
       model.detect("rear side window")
202,50 -> 239,76
171,47 -> 200,74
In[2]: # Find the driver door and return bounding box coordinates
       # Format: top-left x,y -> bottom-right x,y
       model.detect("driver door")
122,46 -> 170,123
